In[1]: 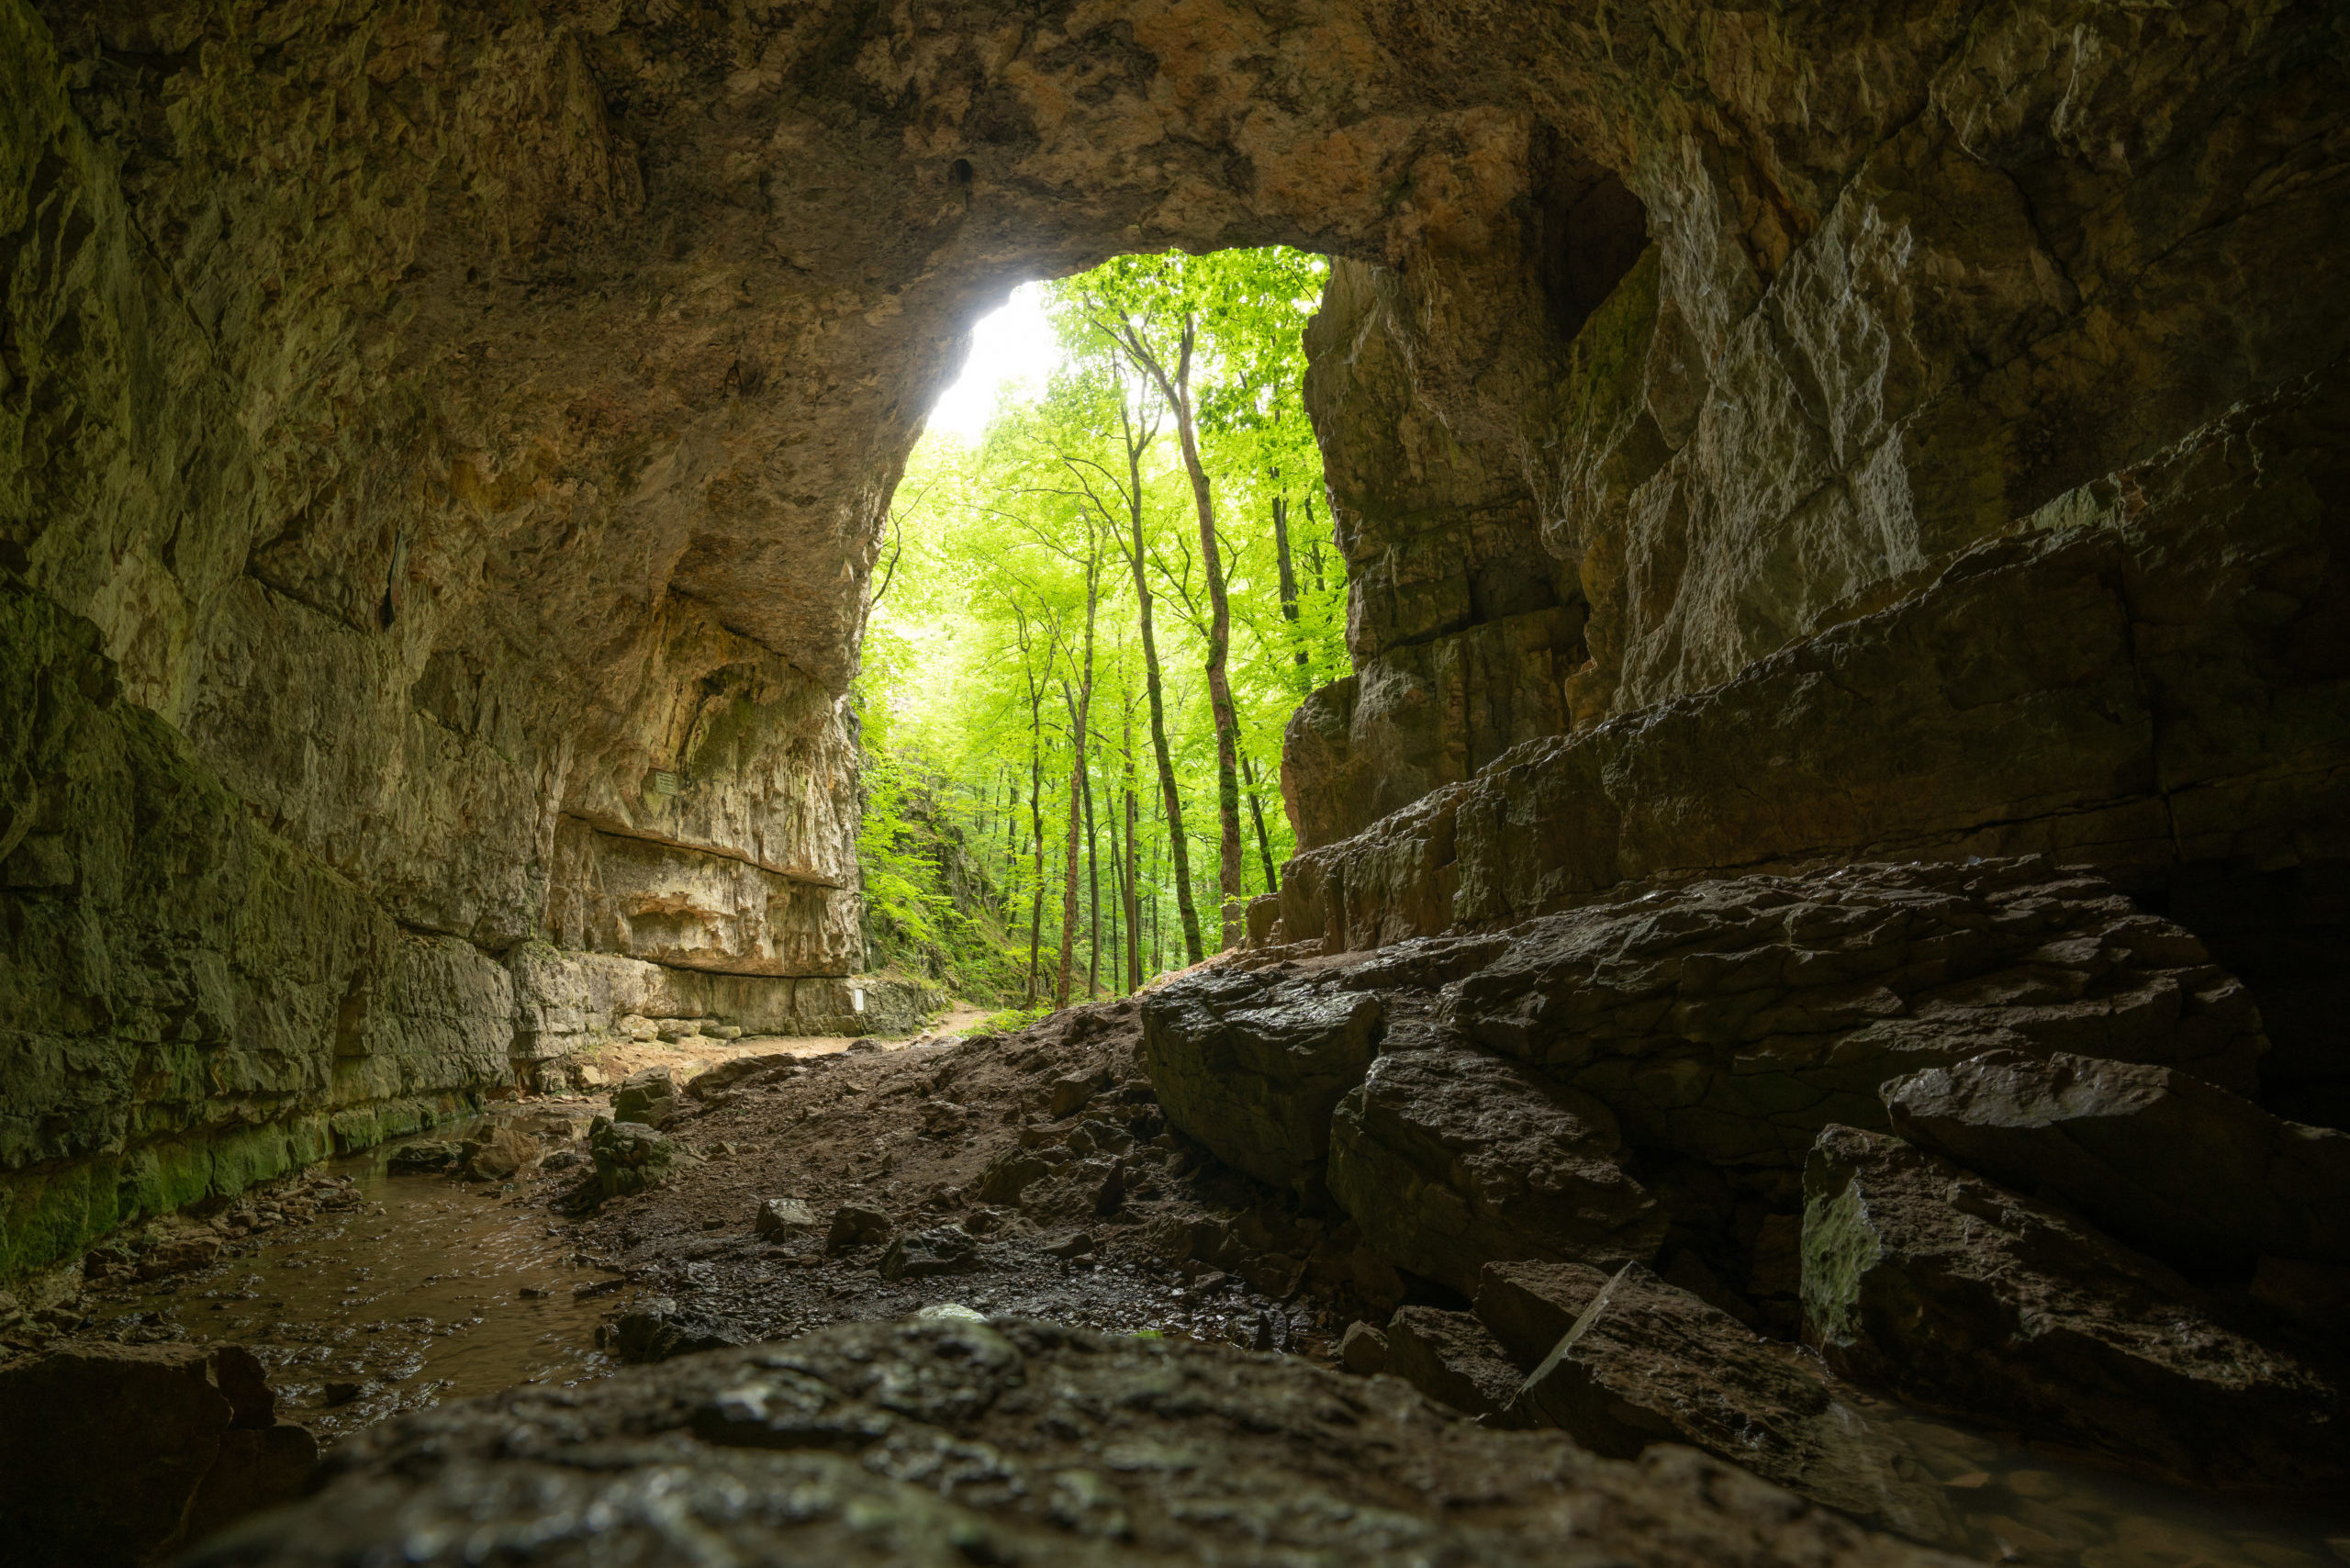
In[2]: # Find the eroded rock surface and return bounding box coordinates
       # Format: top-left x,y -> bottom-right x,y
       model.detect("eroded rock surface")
1802,1125 -> 2347,1491
190,1316 -> 1957,1568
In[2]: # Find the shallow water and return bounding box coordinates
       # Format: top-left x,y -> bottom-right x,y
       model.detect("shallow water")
93,1128 -> 617,1442
1843,1390 -> 2350,1568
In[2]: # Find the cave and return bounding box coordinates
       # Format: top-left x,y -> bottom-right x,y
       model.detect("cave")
3,2 -> 2348,1564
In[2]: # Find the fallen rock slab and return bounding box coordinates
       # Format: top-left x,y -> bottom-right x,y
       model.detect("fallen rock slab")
1498,1263 -> 1957,1543
1382,1305 -> 1524,1417
1327,1045 -> 1667,1295
1141,967 -> 1382,1191
1882,1050 -> 2350,1271
188,1315 -> 1961,1568
1802,1124 -> 2349,1490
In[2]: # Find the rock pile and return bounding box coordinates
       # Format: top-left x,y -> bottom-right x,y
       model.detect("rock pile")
1145,857 -> 2349,1495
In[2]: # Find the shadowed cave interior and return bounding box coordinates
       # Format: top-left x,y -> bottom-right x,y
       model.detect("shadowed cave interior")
2,2 -> 2348,1565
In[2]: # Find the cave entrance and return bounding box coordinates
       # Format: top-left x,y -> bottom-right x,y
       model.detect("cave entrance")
856,247 -> 1342,1020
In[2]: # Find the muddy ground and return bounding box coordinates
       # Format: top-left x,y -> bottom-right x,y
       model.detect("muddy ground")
570,998 -> 1410,1362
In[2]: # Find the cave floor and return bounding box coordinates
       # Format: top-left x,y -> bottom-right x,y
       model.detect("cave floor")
67,1000 -> 2350,1568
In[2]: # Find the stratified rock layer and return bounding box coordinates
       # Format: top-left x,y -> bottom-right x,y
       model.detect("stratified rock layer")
190,1315 -> 1957,1568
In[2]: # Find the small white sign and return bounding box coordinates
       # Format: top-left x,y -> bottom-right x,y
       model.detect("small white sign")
851,988 -> 866,1014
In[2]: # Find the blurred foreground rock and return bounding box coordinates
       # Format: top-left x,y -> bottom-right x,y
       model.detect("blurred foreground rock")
0,1341 -> 313,1566
187,1316 -> 1957,1568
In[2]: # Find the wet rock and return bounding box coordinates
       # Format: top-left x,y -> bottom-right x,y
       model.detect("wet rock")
1339,1320 -> 1390,1375
605,1297 -> 752,1363
1500,1262 -> 1957,1542
1475,1259 -> 1615,1364
824,1204 -> 891,1253
460,1125 -> 540,1182
1882,1050 -> 2350,1271
0,1341 -> 314,1567
1382,1305 -> 1523,1417
1802,1125 -> 2348,1490
1438,860 -> 2268,1172
1326,1045 -> 1667,1295
879,1226 -> 980,1282
613,1068 -> 684,1130
755,1198 -> 819,1240
588,1120 -> 699,1202
386,1139 -> 461,1175
192,1316 -> 1953,1568
135,1230 -> 226,1281
1141,967 -> 1382,1191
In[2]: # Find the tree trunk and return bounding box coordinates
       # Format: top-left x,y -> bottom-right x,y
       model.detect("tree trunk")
1239,749 -> 1280,894
1026,729 -> 1045,1007
1083,737 -> 1101,999
1273,492 -> 1308,679
1053,540 -> 1102,1008
1103,756 -> 1123,996
1126,316 -> 1243,949
1117,398 -> 1205,965
1123,706 -> 1143,991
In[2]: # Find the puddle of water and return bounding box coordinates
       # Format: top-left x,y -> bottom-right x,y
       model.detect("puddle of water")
91,1128 -> 618,1442
1848,1390 -> 2350,1568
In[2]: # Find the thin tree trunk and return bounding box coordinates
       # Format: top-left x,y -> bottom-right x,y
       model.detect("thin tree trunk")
1027,681 -> 1046,1007
1083,738 -> 1101,999
1124,705 -> 1143,991
1103,759 -> 1123,996
1116,398 -> 1204,965
1053,539 -> 1102,1008
1125,316 -> 1243,949
1272,492 -> 1308,679
1239,749 -> 1280,895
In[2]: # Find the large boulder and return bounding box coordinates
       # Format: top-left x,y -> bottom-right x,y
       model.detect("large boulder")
1326,1045 -> 1666,1295
1499,1263 -> 1956,1544
1802,1125 -> 2347,1490
1141,967 -> 1382,1191
0,1341 -> 315,1567
1882,1050 -> 2350,1271
189,1316 -> 1954,1568
1445,859 -> 2268,1170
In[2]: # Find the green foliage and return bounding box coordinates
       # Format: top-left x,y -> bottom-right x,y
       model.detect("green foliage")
856,246 -> 1348,1004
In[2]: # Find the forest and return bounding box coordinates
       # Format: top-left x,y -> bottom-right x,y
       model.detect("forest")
854,247 -> 1348,1014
